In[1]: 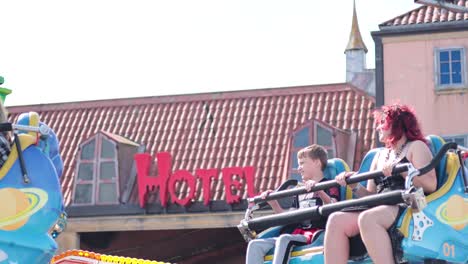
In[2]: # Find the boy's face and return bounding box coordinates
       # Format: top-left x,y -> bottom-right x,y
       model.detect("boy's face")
297,156 -> 321,181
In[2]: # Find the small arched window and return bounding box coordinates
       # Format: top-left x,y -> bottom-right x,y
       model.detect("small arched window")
290,120 -> 336,181
73,134 -> 119,205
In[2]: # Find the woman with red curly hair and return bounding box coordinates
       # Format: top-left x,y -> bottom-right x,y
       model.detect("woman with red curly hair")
323,103 -> 437,264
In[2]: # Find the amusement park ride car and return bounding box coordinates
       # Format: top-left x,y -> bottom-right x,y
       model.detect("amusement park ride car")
0,111 -> 466,263
238,136 -> 468,263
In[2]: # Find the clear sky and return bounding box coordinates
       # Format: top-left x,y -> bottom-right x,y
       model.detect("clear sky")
0,0 -> 419,106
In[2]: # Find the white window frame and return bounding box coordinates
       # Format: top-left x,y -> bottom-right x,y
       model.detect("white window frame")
314,122 -> 336,158
434,47 -> 468,91
289,120 -> 337,180
73,137 -> 97,206
72,134 -> 120,206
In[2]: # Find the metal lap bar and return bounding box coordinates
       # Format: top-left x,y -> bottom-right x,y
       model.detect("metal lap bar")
246,190 -> 407,232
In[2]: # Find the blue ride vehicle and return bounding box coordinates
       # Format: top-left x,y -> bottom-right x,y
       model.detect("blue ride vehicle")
0,112 -> 66,264
239,136 -> 468,264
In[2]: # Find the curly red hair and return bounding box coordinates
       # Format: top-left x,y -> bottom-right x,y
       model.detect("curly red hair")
374,103 -> 427,147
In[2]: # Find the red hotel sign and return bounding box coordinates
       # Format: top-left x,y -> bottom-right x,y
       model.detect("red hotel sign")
135,152 -> 257,207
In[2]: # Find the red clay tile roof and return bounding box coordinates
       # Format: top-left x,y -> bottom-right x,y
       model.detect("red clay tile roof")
7,84 -> 376,206
380,0 -> 468,28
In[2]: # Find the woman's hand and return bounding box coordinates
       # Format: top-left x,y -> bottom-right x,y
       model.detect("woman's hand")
335,171 -> 357,188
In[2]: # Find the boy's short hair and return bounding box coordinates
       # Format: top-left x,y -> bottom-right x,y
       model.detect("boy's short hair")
297,144 -> 328,171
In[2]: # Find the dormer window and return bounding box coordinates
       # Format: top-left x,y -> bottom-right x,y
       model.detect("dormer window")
290,121 -> 336,181
289,120 -> 356,181
73,134 -> 119,205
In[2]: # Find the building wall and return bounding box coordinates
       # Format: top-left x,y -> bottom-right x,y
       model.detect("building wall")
383,31 -> 468,136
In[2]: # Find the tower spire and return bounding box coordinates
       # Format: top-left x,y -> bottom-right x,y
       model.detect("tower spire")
345,0 -> 368,53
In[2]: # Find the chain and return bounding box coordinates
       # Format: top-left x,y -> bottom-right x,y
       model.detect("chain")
385,141 -> 409,163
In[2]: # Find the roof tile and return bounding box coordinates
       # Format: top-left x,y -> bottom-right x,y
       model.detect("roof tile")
380,1 -> 468,28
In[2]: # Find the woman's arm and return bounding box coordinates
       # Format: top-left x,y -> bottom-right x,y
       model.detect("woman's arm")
353,150 -> 380,197
352,179 -> 376,197
407,140 -> 437,194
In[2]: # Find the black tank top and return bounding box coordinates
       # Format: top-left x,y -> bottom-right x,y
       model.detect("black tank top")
374,157 -> 409,193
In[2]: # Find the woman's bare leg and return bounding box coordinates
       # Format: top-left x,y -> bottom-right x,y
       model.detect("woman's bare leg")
324,212 -> 360,264
358,205 -> 399,264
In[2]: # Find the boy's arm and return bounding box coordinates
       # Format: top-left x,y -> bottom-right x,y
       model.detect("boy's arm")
268,200 -> 285,213
316,190 -> 337,204
260,189 -> 287,213
316,185 -> 340,204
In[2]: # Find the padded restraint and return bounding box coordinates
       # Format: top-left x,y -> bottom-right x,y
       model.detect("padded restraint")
323,158 -> 350,200
425,135 -> 448,189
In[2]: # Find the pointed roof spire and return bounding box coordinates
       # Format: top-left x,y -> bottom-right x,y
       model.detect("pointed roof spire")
345,0 -> 368,53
